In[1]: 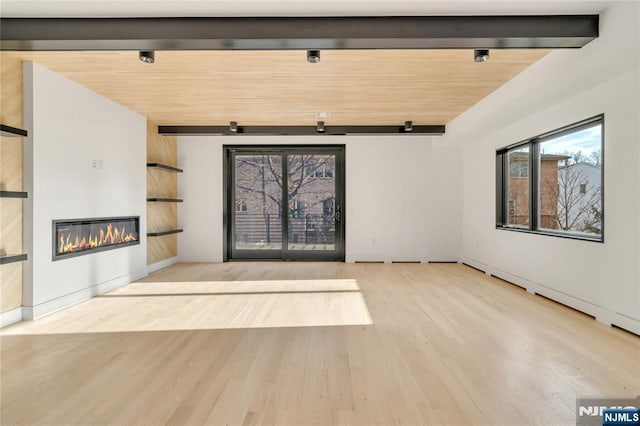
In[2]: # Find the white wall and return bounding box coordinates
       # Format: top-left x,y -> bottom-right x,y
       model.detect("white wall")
22,62 -> 147,318
447,1 -> 640,333
178,136 -> 462,263
637,3 -> 640,334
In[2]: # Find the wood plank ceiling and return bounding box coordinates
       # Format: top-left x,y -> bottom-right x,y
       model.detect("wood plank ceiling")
9,49 -> 548,126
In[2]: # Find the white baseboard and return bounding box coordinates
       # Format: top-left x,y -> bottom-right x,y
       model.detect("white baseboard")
0,307 -> 23,328
147,256 -> 178,274
22,268 -> 148,320
347,258 -> 460,264
461,256 -> 640,336
608,312 -> 640,336
427,258 -> 462,264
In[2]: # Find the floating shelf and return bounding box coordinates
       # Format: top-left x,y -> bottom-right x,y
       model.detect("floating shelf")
147,197 -> 183,203
0,124 -> 28,137
0,191 -> 28,198
147,229 -> 183,237
147,163 -> 183,173
0,253 -> 28,265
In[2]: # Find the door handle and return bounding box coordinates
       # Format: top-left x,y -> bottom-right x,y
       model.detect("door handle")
334,204 -> 341,222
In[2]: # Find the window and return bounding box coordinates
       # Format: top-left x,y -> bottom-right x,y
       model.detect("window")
313,165 -> 334,178
496,115 -> 603,242
506,145 -> 530,227
235,200 -> 248,213
510,162 -> 529,178
322,198 -> 335,215
290,199 -> 305,218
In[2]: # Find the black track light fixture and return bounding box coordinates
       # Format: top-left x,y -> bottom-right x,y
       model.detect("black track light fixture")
317,121 -> 325,133
307,50 -> 321,63
404,121 -> 413,132
474,49 -> 490,62
229,121 -> 238,133
139,50 -> 155,64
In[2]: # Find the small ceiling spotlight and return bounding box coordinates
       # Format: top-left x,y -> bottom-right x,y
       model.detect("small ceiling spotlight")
307,50 -> 321,63
139,50 -> 155,64
229,121 -> 238,133
317,121 -> 325,133
404,121 -> 413,132
474,49 -> 490,63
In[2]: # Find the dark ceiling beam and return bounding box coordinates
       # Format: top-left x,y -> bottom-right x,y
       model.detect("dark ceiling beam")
158,125 -> 446,136
0,15 -> 598,51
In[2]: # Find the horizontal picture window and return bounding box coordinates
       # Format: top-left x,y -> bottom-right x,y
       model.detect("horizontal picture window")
496,115 -> 603,242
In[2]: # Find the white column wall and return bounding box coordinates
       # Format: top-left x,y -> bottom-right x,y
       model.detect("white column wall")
22,62 -> 147,318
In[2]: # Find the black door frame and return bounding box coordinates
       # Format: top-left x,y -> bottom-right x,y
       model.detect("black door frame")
224,145 -> 345,261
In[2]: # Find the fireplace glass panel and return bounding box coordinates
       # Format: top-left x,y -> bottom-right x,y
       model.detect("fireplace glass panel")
53,216 -> 140,261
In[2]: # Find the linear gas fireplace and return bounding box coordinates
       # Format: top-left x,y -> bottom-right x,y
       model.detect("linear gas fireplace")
53,216 -> 140,261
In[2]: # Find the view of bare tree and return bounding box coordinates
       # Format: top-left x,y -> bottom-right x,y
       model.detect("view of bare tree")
236,155 -> 282,213
543,153 -> 602,234
235,155 -> 332,212
234,154 -> 335,246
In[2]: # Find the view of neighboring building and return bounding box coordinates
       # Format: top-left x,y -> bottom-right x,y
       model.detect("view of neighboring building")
235,154 -> 336,248
507,152 -> 570,229
507,152 -> 602,235
506,149 -> 531,227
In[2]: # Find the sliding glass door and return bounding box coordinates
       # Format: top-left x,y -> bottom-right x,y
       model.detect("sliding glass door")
225,146 -> 345,261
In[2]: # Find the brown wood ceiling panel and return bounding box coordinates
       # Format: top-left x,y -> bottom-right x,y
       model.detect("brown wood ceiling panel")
9,49 -> 547,125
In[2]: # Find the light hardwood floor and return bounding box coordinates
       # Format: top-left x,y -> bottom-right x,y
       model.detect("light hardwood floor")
1,262 -> 639,425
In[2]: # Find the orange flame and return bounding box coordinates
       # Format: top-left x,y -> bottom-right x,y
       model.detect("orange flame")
58,222 -> 137,254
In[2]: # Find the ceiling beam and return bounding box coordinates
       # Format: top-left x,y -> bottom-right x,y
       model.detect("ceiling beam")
0,15 -> 598,51
158,125 -> 446,136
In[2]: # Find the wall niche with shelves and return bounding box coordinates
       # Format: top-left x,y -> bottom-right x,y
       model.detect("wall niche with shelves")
146,121 -> 182,264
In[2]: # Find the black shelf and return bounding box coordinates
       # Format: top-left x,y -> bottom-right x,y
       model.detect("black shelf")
147,163 -> 183,173
0,191 -> 28,198
0,253 -> 28,265
147,229 -> 183,237
147,197 -> 183,203
0,124 -> 28,137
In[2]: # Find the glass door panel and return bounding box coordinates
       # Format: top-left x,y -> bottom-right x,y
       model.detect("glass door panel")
286,154 -> 336,252
227,146 -> 344,261
234,154 -> 282,252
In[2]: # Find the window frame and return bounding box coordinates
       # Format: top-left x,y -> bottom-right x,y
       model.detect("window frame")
496,114 -> 604,243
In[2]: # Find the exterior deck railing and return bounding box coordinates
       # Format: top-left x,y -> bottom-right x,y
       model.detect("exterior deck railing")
235,213 -> 335,244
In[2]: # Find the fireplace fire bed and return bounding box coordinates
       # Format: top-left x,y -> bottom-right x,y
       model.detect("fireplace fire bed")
53,216 -> 140,261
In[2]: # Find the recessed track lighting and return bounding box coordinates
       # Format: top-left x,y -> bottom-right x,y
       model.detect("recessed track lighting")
307,50 -> 321,63
139,50 -> 155,64
474,49 -> 490,62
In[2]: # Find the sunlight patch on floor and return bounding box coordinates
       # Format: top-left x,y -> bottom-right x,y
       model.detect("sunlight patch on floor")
1,279 -> 372,335
109,278 -> 362,295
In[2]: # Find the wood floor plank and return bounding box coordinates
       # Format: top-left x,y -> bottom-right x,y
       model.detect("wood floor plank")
1,262 -> 638,425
